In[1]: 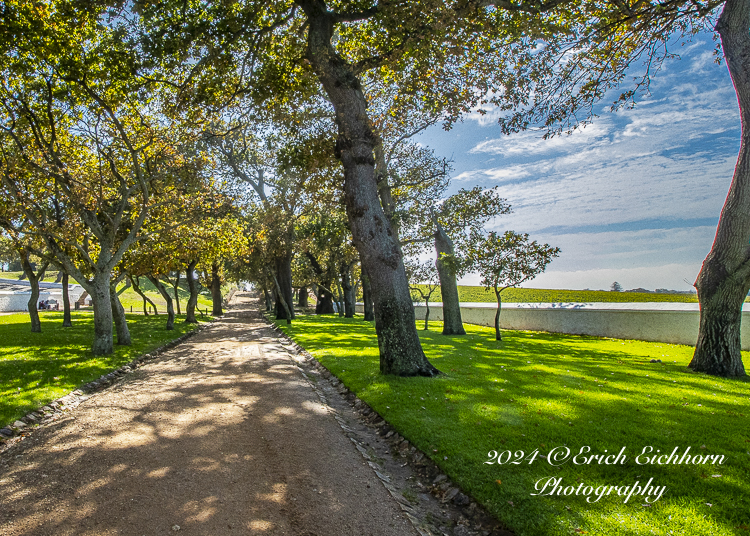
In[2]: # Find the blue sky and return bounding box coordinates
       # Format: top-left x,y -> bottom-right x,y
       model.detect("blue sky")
418,35 -> 740,291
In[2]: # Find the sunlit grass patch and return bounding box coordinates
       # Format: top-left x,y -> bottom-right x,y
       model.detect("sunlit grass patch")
276,314 -> 750,536
0,312 -> 204,426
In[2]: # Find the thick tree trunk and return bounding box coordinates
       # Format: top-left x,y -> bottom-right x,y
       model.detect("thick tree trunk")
61,271 -> 72,327
272,273 -> 292,324
274,253 -> 295,320
316,280 -> 336,314
302,6 -> 438,376
361,262 -> 375,321
298,286 -> 309,307
211,261 -> 223,316
185,261 -> 199,324
434,222 -> 466,336
90,273 -> 114,355
148,275 -> 175,330
110,277 -> 131,345
690,0 -> 750,377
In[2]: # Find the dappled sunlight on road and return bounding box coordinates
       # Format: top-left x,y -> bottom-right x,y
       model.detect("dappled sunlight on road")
0,296 -> 417,536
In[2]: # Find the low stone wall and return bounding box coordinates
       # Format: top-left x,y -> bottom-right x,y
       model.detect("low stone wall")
356,302 -> 750,350
0,293 -> 34,312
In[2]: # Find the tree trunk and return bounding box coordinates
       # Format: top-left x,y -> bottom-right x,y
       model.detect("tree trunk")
434,221 -> 466,335
361,263 -> 375,321
20,249 -> 47,333
54,270 -> 63,283
90,272 -> 114,355
61,271 -> 72,327
172,270 -> 181,315
275,253 -> 295,320
211,261 -> 223,316
341,263 -> 355,318
424,300 -> 430,331
148,275 -> 175,330
298,286 -> 309,307
690,0 -> 750,377
185,261 -> 199,323
263,286 -> 272,312
494,289 -> 503,341
302,7 -> 438,376
130,274 -> 158,315
110,277 -> 131,345
272,273 -> 292,324
316,280 -> 336,314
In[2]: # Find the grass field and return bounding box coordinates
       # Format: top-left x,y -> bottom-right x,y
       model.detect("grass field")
0,311 -> 206,427
412,286 -> 700,303
275,315 -> 750,536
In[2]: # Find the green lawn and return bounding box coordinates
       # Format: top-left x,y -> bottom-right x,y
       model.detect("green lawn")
411,286 -> 700,303
276,315 -> 750,536
0,311 -> 205,427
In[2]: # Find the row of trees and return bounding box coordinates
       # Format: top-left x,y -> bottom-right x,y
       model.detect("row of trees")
1,0 -> 746,378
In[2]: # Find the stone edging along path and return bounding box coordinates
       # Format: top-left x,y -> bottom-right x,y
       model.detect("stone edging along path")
0,300 -> 512,536
264,317 -> 513,536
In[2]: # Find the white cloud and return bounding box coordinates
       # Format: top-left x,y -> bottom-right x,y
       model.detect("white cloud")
436,38 -> 741,290
469,122 -> 612,156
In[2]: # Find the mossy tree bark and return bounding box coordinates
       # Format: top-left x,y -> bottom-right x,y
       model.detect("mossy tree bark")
690,0 -> 750,377
301,1 -> 439,376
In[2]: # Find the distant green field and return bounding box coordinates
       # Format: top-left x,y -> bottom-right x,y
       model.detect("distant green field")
411,286 -> 699,303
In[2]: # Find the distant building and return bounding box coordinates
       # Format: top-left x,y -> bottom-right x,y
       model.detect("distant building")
0,278 -> 85,312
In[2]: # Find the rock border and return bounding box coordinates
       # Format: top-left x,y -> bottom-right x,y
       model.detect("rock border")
0,318 -> 217,449
265,318 -> 513,536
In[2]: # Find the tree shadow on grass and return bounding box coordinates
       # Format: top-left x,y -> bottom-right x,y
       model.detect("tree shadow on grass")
0,307 -> 412,536
278,314 -> 750,536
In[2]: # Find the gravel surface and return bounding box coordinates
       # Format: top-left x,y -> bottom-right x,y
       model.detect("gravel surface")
0,295 -> 423,536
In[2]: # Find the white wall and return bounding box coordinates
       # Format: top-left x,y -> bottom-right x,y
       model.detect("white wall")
356,302 -> 750,350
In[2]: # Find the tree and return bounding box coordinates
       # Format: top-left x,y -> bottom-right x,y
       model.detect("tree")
689,0 -> 750,377
469,231 -> 560,341
405,259 -> 440,331
404,187 -> 512,336
610,282 -> 623,292
0,3 -> 198,354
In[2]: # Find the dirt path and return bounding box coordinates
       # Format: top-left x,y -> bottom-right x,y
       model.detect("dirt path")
0,294 -> 424,536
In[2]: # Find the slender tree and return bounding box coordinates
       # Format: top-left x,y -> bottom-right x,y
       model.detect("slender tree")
469,231 -> 560,341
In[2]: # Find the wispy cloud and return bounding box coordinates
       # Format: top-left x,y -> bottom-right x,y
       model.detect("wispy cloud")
448,38 -> 740,289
